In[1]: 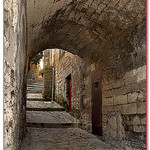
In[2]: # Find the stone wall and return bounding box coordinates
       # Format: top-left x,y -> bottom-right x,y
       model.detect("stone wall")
42,50 -> 54,100
50,39 -> 146,145
55,51 -> 84,106
102,65 -> 146,141
86,19 -> 146,143
54,19 -> 146,145
54,50 -> 93,131
27,64 -> 42,83
4,0 -> 26,149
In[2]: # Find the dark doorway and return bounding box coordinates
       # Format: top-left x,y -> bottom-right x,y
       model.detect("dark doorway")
66,74 -> 72,112
91,71 -> 102,135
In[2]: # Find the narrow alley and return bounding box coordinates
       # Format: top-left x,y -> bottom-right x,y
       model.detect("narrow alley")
20,82 -> 115,150
4,0 -> 146,149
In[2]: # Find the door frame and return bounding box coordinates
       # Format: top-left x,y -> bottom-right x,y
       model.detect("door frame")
91,71 -> 102,135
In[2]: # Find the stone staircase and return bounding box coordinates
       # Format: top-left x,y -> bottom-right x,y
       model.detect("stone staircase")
26,82 -> 80,128
20,82 -> 116,150
27,82 -> 43,93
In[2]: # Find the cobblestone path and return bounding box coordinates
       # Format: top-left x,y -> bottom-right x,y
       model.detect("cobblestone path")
19,82 -> 116,150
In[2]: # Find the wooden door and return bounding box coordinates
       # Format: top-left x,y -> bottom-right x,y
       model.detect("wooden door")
91,71 -> 102,135
66,75 -> 72,112
69,78 -> 72,112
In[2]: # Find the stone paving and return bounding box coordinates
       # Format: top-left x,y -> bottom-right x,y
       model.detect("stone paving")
27,81 -> 43,93
20,82 -> 117,150
26,111 -> 80,128
27,93 -> 43,99
27,101 -> 64,111
20,128 -> 116,150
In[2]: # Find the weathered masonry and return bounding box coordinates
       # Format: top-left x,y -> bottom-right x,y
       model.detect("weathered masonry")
4,0 -> 146,149
43,49 -> 146,145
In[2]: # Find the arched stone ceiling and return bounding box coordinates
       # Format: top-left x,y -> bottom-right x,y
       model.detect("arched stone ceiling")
26,0 -> 146,59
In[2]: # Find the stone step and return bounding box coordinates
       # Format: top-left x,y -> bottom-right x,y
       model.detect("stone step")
27,88 -> 42,90
26,107 -> 65,111
27,89 -> 42,91
27,84 -> 43,86
26,122 -> 79,128
27,82 -> 43,85
27,86 -> 43,89
26,101 -> 65,111
27,93 -> 43,99
27,87 -> 43,89
20,127 -> 115,150
26,111 -> 80,128
27,84 -> 43,87
27,91 -> 42,93
27,85 -> 43,87
27,98 -> 45,101
27,83 -> 43,86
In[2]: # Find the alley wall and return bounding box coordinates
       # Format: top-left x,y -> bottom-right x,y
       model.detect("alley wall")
4,0 -> 27,149
53,20 -> 146,144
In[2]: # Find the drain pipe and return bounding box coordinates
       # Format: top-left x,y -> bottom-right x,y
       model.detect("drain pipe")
51,50 -> 55,102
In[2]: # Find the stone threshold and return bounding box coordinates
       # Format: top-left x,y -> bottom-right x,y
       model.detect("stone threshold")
27,91 -> 42,93
26,107 -> 65,111
26,122 -> 79,128
27,98 -> 44,101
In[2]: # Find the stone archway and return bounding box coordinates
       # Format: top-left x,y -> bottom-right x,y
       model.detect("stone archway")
4,0 -> 146,149
26,0 -> 146,59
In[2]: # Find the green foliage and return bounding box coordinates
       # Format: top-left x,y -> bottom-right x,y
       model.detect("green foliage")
39,69 -> 44,76
39,66 -> 53,76
30,52 -> 43,65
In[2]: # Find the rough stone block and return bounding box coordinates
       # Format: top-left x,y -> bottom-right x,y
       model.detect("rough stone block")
102,115 -> 107,123
114,95 -> 127,105
133,125 -> 146,133
124,75 -> 137,85
118,0 -> 128,8
106,111 -> 125,140
136,65 -> 146,83
102,106 -> 114,115
102,97 -> 113,106
140,116 -> 146,125
132,115 -> 140,125
138,90 -> 146,102
103,83 -> 112,91
128,92 -> 138,103
124,65 -> 146,85
121,103 -> 137,115
91,63 -> 95,72
137,102 -> 146,114
112,79 -> 125,89
96,3 -> 105,14
103,90 -> 114,98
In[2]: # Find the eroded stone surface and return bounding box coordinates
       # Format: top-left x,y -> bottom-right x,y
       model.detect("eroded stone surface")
26,0 -> 146,59
27,101 -> 64,110
4,0 -> 27,149
19,127 -> 116,150
27,93 -> 43,99
26,111 -> 80,124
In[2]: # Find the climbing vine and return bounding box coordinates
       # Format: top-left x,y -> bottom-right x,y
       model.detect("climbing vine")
30,52 -> 43,65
